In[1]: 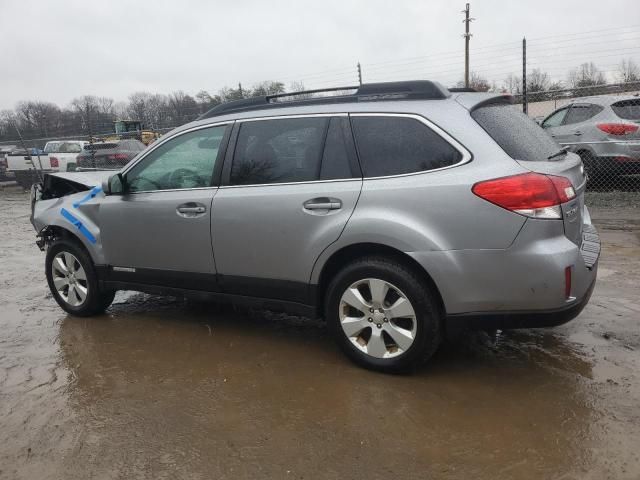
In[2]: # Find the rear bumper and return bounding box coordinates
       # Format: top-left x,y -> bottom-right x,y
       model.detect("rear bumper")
446,275 -> 596,332
409,215 -> 599,326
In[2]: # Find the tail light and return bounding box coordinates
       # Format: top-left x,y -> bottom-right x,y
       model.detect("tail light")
107,153 -> 129,161
76,155 -> 84,165
472,172 -> 576,219
0,157 -> 7,168
49,156 -> 59,168
596,123 -> 639,136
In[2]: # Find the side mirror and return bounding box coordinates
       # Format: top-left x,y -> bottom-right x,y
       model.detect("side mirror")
102,173 -> 124,195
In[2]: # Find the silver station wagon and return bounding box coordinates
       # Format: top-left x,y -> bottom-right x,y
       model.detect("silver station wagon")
31,81 -> 599,372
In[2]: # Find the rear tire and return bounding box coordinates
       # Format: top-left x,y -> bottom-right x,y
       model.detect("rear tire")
325,256 -> 442,373
45,239 -> 115,316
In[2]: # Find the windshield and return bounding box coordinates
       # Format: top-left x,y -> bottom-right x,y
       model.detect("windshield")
44,142 -> 62,153
471,104 -> 560,162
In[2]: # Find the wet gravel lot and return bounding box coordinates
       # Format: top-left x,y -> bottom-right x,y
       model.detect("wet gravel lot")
1,187 -> 639,479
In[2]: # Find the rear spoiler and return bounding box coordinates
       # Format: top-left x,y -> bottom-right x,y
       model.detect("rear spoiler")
454,92 -> 514,111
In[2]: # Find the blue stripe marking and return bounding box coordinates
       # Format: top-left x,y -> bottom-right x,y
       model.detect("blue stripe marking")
60,208 -> 97,244
72,186 -> 102,208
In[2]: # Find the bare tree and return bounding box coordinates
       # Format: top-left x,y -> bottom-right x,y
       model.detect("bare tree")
567,62 -> 607,88
617,59 -> 640,83
457,72 -> 490,92
251,81 -> 285,97
502,73 -> 521,94
527,69 -> 550,93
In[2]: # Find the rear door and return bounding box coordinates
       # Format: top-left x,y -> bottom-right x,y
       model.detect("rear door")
559,103 -> 604,148
473,103 -> 587,245
211,115 -> 362,304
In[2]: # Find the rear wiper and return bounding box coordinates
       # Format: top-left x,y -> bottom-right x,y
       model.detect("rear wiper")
547,147 -> 569,161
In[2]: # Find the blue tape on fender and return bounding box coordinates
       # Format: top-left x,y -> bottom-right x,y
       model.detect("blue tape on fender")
73,186 -> 102,208
60,208 -> 97,244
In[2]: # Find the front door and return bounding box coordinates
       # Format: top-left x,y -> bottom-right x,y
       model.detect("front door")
211,116 -> 362,304
99,123 -> 230,290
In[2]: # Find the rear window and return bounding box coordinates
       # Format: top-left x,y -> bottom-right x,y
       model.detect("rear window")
351,116 -> 462,177
471,104 -> 559,162
611,99 -> 640,120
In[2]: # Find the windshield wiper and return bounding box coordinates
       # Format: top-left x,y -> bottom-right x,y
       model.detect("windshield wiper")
547,147 -> 569,161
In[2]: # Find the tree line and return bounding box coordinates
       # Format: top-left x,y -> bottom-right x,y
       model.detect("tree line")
460,59 -> 639,94
1,59 -> 638,145
0,80 -> 291,144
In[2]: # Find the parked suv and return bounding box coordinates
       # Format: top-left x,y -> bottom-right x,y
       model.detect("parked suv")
540,95 -> 640,178
30,81 -> 599,372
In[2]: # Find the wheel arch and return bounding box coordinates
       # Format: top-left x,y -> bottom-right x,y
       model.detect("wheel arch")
39,225 -> 98,262
314,242 -> 445,318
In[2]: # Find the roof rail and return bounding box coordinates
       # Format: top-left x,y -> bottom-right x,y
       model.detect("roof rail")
198,80 -> 451,120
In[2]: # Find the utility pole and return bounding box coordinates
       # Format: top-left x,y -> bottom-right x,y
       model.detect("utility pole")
462,3 -> 474,88
522,37 -> 527,114
238,82 -> 243,98
357,62 -> 363,85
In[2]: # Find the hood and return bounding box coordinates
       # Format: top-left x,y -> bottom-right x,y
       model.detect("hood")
40,171 -> 115,200
48,171 -> 114,188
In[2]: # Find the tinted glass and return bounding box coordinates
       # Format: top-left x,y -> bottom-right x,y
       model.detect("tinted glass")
351,116 -> 461,177
231,117 -> 328,185
542,108 -> 568,128
564,104 -> 603,124
126,125 -> 226,192
472,104 -> 558,162
320,117 -> 355,180
612,99 -> 640,120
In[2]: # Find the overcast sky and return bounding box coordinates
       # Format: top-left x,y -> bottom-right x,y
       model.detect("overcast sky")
0,0 -> 638,109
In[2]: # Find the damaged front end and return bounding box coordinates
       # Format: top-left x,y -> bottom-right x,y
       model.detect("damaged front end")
31,171 -> 112,256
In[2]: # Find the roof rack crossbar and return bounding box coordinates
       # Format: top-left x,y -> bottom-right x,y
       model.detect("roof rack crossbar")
198,81 -> 452,120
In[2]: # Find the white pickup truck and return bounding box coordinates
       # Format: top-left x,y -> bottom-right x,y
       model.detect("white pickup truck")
6,140 -> 87,188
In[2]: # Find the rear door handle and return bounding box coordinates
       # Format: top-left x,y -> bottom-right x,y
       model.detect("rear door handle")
573,131 -> 582,136
177,202 -> 206,217
303,198 -> 342,211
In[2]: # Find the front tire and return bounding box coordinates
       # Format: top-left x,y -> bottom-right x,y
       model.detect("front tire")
325,256 -> 442,373
45,239 -> 115,316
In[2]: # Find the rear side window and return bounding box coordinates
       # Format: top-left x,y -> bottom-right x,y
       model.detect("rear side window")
472,104 -> 558,162
231,117 -> 328,185
351,116 -> 462,177
563,104 -> 603,124
612,99 -> 640,120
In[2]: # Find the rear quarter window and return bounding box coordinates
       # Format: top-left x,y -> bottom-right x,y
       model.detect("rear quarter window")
611,99 -> 640,120
471,104 -> 559,162
351,116 -> 462,177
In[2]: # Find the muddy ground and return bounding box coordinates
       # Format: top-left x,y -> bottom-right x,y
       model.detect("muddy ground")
0,187 -> 639,480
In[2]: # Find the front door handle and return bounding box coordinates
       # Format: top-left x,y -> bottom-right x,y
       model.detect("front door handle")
177,202 -> 206,217
303,197 -> 342,211
573,131 -> 582,136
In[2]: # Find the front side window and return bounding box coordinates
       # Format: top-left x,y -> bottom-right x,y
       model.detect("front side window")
542,108 -> 568,128
126,125 -> 226,192
351,116 -> 462,177
230,117 -> 328,185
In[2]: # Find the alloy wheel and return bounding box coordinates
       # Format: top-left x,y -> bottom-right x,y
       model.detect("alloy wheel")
51,252 -> 88,307
339,278 -> 417,359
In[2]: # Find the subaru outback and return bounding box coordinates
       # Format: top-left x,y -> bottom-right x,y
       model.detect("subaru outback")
30,81 -> 599,372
